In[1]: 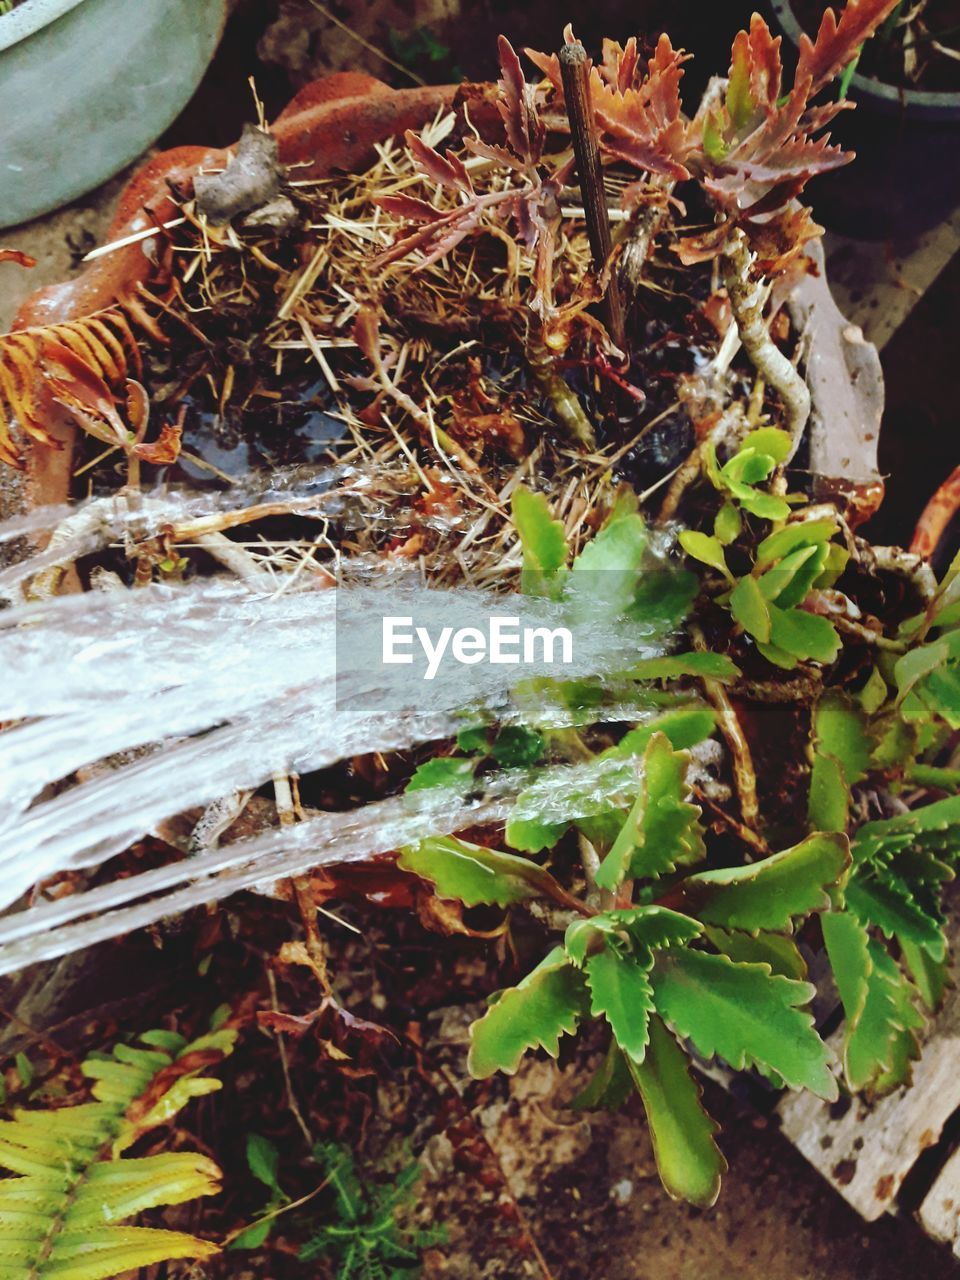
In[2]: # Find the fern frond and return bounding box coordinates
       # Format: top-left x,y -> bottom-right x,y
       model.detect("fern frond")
0,1023 -> 235,1280
0,300 -> 158,469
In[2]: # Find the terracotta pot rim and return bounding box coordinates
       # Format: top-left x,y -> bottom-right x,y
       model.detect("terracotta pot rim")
0,0 -> 87,54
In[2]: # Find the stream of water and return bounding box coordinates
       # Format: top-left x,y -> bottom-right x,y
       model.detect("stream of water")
0,482 -> 676,972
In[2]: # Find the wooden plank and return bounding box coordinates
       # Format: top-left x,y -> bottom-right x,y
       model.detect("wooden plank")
823,204 -> 960,352
919,1147 -> 960,1255
778,914 -> 960,1222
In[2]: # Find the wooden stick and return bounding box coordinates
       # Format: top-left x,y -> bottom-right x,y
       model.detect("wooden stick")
559,42 -> 625,353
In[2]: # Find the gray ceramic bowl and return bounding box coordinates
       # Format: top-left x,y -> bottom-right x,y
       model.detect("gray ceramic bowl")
0,0 -> 226,229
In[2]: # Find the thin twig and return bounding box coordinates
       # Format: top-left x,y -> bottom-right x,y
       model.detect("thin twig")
559,42 -> 625,353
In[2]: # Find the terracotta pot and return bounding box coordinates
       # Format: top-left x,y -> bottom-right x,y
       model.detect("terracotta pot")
9,73 -> 457,518
5,68 -> 889,545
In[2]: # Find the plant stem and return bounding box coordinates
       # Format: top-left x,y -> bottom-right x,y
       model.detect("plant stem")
725,229 -> 810,453
559,41 -> 626,354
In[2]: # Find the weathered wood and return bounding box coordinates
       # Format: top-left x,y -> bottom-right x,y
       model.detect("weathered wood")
919,1146 -> 960,1255
823,204 -> 960,352
779,911 -> 960,1223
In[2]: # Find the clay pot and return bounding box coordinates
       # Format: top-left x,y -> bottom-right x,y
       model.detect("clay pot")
9,73 -> 457,517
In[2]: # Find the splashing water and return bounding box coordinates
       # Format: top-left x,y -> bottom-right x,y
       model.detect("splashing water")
0,484 -> 678,971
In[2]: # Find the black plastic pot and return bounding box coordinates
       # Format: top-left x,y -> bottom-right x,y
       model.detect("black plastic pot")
769,0 -> 960,239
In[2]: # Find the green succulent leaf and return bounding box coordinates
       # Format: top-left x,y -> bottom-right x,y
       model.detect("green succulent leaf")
626,1014 -> 726,1208
627,653 -> 739,682
756,518 -> 838,567
596,734 -> 704,891
571,1038 -> 634,1112
714,502 -> 742,545
490,725 -> 544,768
614,707 -> 716,757
398,836 -> 547,907
405,757 -> 476,792
564,906 -> 701,967
703,927 -> 807,980
823,912 -> 920,1093
585,944 -> 655,1063
677,833 -> 849,933
730,575 -> 771,643
901,938 -> 949,1012
651,949 -> 837,1097
679,530 -> 732,580
512,485 -> 567,599
846,869 -> 946,958
467,948 -> 588,1077
808,752 -> 849,833
568,509 -> 649,619
767,604 -> 840,664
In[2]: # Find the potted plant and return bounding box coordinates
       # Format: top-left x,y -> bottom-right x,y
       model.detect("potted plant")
0,0 -> 229,229
4,2 -> 960,1267
770,0 -> 960,236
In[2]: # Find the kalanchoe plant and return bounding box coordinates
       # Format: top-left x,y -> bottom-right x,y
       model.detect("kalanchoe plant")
400,454 -> 960,1205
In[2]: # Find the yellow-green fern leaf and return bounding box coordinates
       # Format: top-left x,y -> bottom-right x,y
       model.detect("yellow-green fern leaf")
0,1021 -> 236,1280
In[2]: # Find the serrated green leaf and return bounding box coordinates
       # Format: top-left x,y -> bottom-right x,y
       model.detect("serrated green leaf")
900,938 -> 948,1013
808,751 -> 849,833
704,928 -> 807,980
853,795 -> 960,866
585,945 -> 654,1063
512,485 -> 567,599
596,734 -> 703,891
846,870 -> 946,958
564,906 -> 701,967
756,519 -> 838,567
823,911 -> 921,1093
628,652 -> 739,682
730,575 -> 771,642
614,708 -> 716,758
679,530 -> 731,580
714,502 -> 741,545
768,604 -> 840,664
405,757 -> 476,792
467,948 -> 588,1077
815,694 -> 871,783
651,949 -> 836,1097
571,1039 -> 633,1112
398,836 -> 546,908
626,1014 -> 726,1207
677,833 -> 849,933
